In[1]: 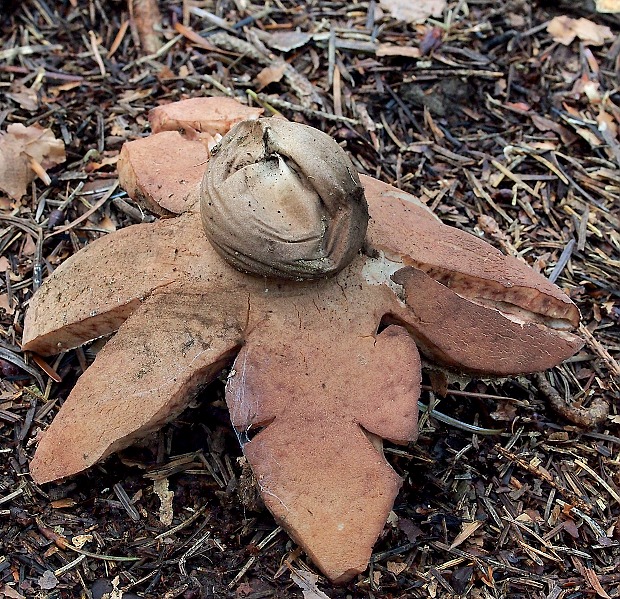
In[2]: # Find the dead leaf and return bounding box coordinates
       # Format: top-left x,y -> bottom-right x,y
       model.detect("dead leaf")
37,570 -> 58,591
0,294 -> 15,315
477,214 -> 517,256
261,29 -> 311,52
525,509 -> 543,523
387,561 -> 408,575
156,65 -> 175,81
526,141 -> 558,152
0,124 -> 66,200
421,27 -> 444,55
98,576 -> 124,599
584,566 -> 611,599
547,16 -> 614,46
398,517 -> 423,542
6,80 -> 39,111
387,510 -> 399,527
1,585 -> 26,599
563,518 -> 580,538
515,512 -> 533,524
450,520 -> 484,549
490,400 -> 517,422
598,109 -> 618,138
22,235 -> 37,257
0,257 -> 10,273
530,114 -> 578,145
173,22 -> 218,52
508,13 -> 526,28
596,0 -> 620,12
428,369 -> 448,396
504,101 -> 531,113
71,534 -> 93,549
255,63 -> 287,89
85,154 -> 120,172
153,478 -> 174,525
51,498 -> 76,509
547,17 -> 578,44
235,582 -> 253,596
575,125 -> 603,147
110,123 -> 131,137
380,0 -> 446,23
289,567 -> 331,599
574,76 -> 602,103
119,88 -> 154,104
48,81 -> 83,96
376,44 -> 421,58
451,566 -> 474,593
93,215 -> 117,233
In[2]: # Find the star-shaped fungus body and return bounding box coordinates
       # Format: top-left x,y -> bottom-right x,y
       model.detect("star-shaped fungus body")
23,98 -> 583,584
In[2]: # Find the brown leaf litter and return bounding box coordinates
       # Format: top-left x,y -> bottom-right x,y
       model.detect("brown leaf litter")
0,124 -> 65,200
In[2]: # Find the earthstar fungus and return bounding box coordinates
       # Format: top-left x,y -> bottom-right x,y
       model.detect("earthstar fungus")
23,98 -> 583,584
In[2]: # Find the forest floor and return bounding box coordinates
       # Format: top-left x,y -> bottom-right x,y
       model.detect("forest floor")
0,1 -> 619,597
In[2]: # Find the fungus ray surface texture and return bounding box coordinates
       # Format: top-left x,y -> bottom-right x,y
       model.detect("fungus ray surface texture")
22,98 -> 583,584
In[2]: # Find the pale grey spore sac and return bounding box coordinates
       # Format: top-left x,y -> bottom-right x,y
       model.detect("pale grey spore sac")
200,118 -> 369,280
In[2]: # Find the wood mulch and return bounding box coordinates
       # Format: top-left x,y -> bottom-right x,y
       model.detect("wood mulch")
0,1 -> 619,597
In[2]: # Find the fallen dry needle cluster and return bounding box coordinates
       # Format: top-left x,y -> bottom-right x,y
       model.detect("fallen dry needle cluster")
23,98 -> 583,584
